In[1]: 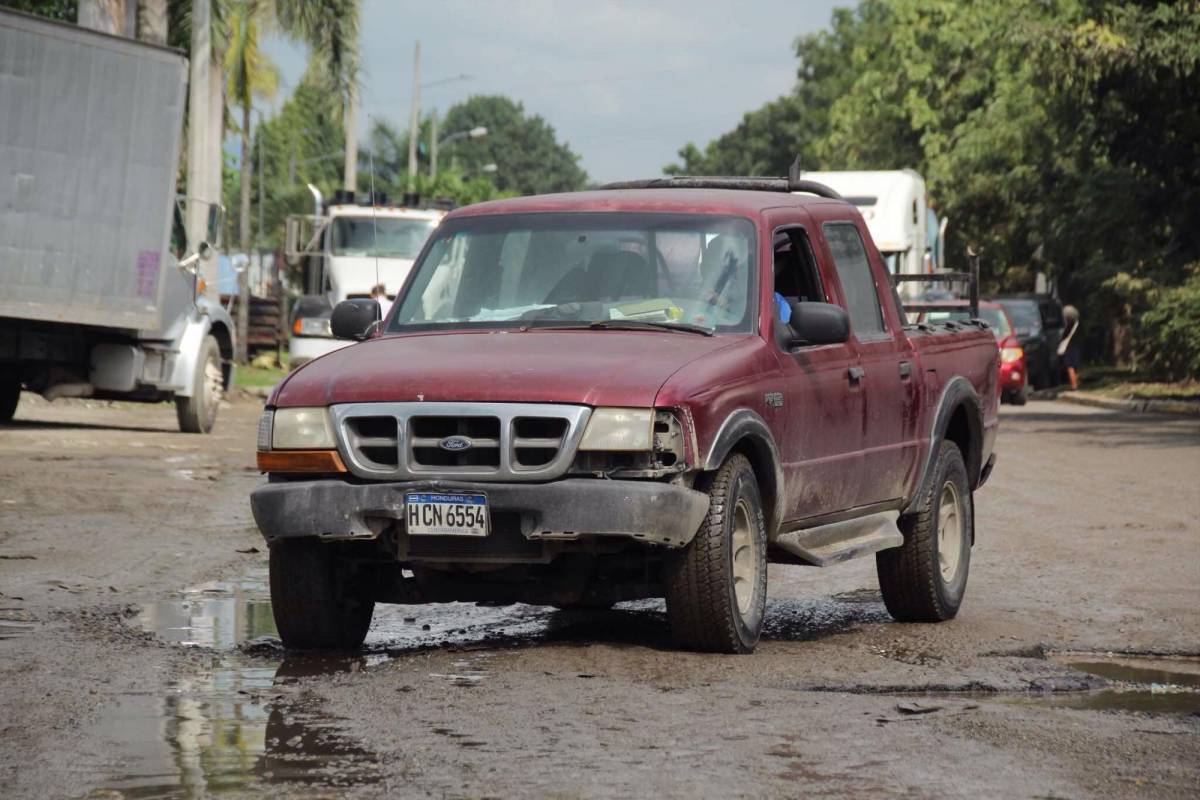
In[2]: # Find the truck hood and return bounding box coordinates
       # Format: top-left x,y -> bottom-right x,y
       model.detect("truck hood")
272,329 -> 747,408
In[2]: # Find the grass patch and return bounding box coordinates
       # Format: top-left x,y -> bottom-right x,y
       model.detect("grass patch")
1079,367 -> 1199,402
235,351 -> 289,388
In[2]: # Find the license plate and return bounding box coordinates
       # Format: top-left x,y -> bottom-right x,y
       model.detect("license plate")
405,492 -> 489,537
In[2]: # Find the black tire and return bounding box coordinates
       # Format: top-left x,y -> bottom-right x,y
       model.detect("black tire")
876,440 -> 972,622
1010,386 -> 1028,406
665,453 -> 768,653
0,374 -> 20,423
269,538 -> 375,650
175,334 -> 222,433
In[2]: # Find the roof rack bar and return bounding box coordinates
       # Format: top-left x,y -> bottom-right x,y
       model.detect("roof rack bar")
598,175 -> 842,199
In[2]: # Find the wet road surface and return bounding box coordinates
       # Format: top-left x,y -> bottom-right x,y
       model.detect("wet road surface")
1,394 -> 1197,797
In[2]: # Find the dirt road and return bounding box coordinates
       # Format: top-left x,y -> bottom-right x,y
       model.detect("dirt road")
1,393 -> 1197,798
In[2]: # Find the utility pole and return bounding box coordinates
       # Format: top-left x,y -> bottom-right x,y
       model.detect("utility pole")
406,40 -> 421,198
185,0 -> 215,299
429,109 -> 438,179
343,87 -> 358,193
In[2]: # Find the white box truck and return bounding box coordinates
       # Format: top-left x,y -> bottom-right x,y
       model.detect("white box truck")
0,9 -> 236,432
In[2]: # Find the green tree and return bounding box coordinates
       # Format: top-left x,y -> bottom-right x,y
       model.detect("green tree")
439,95 -> 588,195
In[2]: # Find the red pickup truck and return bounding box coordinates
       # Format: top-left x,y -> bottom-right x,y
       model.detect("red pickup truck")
252,175 -> 999,654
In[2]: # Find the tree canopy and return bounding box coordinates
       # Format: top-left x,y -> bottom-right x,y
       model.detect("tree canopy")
439,95 -> 588,195
666,0 -> 1200,376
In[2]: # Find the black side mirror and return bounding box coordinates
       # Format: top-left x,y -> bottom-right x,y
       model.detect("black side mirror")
331,299 -> 382,340
787,301 -> 850,347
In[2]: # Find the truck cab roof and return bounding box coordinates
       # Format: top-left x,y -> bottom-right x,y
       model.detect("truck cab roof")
446,188 -> 851,221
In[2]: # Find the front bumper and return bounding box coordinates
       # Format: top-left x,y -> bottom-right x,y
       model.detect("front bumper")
250,477 -> 710,550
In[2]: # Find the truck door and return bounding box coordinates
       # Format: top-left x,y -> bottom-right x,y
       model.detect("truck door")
820,219 -> 920,507
767,215 -> 864,522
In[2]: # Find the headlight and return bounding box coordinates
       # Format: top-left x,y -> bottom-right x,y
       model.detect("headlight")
1000,346 -> 1024,364
579,407 -> 653,451
270,407 -> 336,449
295,316 -> 333,337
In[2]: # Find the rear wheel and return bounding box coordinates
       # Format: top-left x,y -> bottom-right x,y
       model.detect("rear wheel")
876,440 -> 972,621
664,453 -> 767,653
175,335 -> 222,433
0,374 -> 20,423
269,539 -> 375,650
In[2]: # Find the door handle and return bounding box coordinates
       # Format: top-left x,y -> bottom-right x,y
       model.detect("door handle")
899,361 -> 912,379
847,366 -> 865,383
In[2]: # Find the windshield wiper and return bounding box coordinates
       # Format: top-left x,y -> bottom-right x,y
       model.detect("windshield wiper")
531,319 -> 713,336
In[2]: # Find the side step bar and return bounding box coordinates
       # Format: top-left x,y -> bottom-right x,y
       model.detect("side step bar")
771,511 -> 903,567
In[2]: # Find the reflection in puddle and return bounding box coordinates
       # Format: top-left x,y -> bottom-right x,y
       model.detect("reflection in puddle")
91,570 -> 379,797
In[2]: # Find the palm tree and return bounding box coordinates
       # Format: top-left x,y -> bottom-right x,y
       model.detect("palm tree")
273,0 -> 361,190
224,0 -> 278,362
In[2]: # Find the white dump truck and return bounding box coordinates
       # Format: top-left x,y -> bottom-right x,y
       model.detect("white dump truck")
0,9 -> 235,432
285,190 -> 443,366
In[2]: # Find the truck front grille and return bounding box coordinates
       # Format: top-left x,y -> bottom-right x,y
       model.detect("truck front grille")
330,402 -> 591,482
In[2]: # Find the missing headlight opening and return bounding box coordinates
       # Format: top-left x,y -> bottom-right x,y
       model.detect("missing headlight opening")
570,411 -> 686,478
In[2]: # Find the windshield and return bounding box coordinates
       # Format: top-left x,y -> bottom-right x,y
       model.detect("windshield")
389,212 -> 758,333
925,307 -> 1011,337
331,216 -> 438,259
998,300 -> 1042,334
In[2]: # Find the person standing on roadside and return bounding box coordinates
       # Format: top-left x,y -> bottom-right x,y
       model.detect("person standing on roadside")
370,283 -> 392,319
1058,304 -> 1081,390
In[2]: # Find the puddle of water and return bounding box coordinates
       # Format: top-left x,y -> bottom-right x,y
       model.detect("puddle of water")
137,567 -> 275,649
1048,653 -> 1200,689
89,569 -> 380,797
1014,652 -> 1200,714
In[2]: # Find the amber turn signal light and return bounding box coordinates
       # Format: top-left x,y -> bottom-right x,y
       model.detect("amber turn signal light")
256,449 -> 347,473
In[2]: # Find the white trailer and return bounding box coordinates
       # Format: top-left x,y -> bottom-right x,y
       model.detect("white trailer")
800,170 -> 946,296
0,9 -> 235,432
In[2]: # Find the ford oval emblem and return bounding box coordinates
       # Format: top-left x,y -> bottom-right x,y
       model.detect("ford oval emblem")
439,436 -> 472,451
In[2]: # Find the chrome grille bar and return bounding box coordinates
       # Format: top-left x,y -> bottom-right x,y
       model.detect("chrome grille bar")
330,402 -> 591,481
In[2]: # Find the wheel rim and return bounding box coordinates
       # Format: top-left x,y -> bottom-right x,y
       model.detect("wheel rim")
731,497 -> 757,616
203,355 -> 223,412
937,480 -> 964,583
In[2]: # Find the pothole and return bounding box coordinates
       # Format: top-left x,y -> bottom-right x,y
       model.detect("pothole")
1023,652 -> 1200,714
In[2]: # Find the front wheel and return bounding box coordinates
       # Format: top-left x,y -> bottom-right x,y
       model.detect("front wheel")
175,334 -> 223,433
665,453 -> 768,653
269,539 -> 375,650
876,440 -> 972,621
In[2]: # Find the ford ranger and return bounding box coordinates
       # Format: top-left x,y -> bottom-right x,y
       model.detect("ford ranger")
251,173 -> 999,654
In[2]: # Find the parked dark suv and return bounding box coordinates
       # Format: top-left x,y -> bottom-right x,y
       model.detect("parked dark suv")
996,295 -> 1064,389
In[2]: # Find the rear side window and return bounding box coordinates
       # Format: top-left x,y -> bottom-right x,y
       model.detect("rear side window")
823,222 -> 885,337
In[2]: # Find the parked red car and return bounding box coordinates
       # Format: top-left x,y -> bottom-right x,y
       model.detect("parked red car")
252,175 -> 1000,654
922,301 -> 1027,404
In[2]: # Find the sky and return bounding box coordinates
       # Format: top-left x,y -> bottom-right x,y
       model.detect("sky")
263,0 -> 846,184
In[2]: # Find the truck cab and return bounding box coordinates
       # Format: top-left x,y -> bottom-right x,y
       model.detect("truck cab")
287,199 -> 444,367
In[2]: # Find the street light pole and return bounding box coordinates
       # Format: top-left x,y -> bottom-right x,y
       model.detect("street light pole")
430,127 -> 488,180
429,109 -> 439,179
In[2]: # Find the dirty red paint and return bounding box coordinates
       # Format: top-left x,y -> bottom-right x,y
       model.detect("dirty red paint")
270,188 -> 998,523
